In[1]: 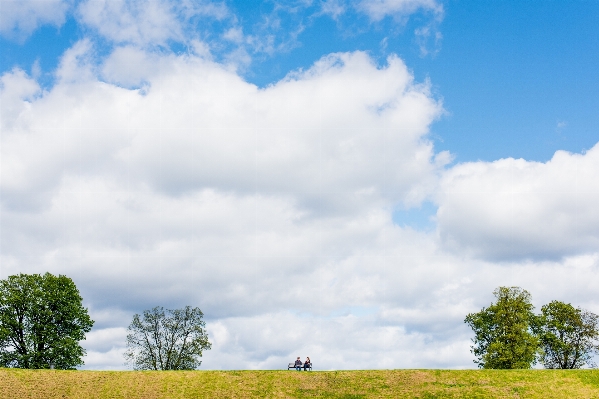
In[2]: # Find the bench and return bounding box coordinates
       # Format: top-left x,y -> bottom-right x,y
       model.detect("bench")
288,362 -> 312,370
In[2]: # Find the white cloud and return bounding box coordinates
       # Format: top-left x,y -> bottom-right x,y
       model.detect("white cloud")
556,120 -> 567,134
84,327 -> 128,353
200,312 -> 473,370
101,46 -> 162,87
77,0 -> 229,47
3,40 -> 599,370
436,145 -> 599,261
2,47 -> 443,213
0,0 -> 70,40
55,38 -> 97,83
77,0 -> 184,46
415,24 -> 442,57
223,27 -> 244,44
0,44 -> 451,368
84,347 -> 127,370
355,0 -> 444,57
358,0 -> 443,22
319,0 -> 346,20
0,68 -> 40,130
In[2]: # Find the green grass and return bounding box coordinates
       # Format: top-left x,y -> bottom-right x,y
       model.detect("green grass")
1,369 -> 599,398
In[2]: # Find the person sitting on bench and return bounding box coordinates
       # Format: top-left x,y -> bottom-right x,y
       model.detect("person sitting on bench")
303,357 -> 311,370
294,357 -> 303,371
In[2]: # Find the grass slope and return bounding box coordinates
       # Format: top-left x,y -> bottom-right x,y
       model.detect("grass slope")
1,369 -> 599,398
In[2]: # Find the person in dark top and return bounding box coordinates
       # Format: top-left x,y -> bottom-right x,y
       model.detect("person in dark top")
294,357 -> 303,371
303,356 -> 311,370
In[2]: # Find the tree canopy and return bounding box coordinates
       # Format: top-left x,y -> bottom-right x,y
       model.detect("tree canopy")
124,306 -> 211,370
533,300 -> 599,369
0,273 -> 94,369
464,286 -> 539,369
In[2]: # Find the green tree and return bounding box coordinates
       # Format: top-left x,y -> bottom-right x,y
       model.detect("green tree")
124,306 -> 211,370
0,273 -> 94,369
533,300 -> 599,369
465,286 -> 539,369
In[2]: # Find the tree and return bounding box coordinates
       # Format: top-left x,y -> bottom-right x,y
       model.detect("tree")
533,300 -> 599,369
0,273 -> 94,369
124,306 -> 211,370
464,286 -> 539,369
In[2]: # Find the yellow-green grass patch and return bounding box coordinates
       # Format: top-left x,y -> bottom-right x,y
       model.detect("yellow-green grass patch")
1,369 -> 599,398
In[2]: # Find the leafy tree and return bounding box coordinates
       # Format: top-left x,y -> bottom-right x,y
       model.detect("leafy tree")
0,273 -> 94,369
533,300 -> 599,369
465,286 -> 539,369
124,306 -> 211,370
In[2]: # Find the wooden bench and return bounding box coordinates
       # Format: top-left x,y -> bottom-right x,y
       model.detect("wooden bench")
288,362 -> 312,370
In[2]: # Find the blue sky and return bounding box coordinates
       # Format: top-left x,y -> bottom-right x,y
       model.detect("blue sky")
1,0 -> 599,370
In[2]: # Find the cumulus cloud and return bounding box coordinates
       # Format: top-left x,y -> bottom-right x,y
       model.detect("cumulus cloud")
100,46 -> 162,87
3,37 -> 599,370
436,146 -> 599,261
0,0 -> 70,40
0,68 -> 41,129
2,46 -> 445,214
0,44 -> 454,368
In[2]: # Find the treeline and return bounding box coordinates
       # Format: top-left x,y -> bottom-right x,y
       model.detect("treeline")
465,286 -> 599,369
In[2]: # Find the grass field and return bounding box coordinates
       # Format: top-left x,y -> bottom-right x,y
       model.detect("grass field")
1,369 -> 599,398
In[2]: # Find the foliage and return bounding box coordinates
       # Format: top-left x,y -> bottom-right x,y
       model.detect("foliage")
464,286 -> 539,369
124,306 -> 211,370
533,300 -> 599,369
0,273 -> 94,369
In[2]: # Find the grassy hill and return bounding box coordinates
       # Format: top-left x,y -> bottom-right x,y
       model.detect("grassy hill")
1,369 -> 599,398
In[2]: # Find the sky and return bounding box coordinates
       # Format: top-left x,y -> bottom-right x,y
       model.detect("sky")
0,0 -> 598,370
